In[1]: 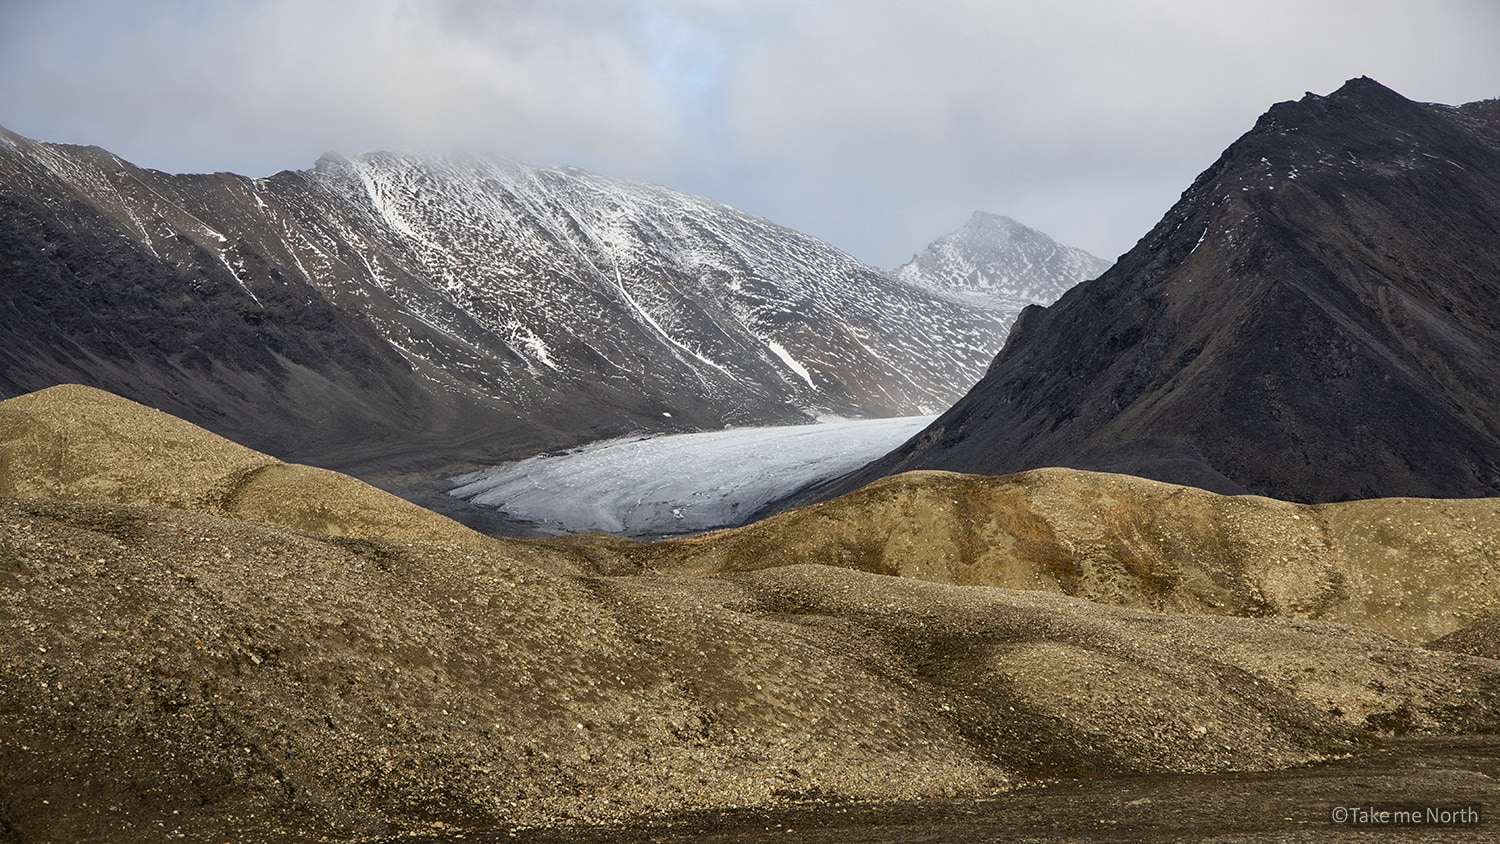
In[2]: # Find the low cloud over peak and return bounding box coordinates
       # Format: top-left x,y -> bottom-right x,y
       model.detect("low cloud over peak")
2,0 -> 1496,265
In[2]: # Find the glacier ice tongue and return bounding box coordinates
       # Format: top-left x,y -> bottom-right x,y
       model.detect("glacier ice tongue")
449,415 -> 935,536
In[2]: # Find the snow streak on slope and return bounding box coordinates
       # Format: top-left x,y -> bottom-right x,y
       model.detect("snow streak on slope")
449,416 -> 934,536
295,153 -> 1017,420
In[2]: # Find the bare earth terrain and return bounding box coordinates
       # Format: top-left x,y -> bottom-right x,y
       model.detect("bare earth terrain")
488,736 -> 1500,843
3,386 -> 1498,843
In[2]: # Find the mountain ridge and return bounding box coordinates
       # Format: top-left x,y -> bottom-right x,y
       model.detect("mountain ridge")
821,77 -> 1500,504
0,128 -> 1073,509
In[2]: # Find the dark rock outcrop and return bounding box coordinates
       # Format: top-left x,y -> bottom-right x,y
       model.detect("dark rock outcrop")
834,78 -> 1500,503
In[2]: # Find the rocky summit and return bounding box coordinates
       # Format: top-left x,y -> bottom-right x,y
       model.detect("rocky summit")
834,78 -> 1500,504
3,385 -> 1499,842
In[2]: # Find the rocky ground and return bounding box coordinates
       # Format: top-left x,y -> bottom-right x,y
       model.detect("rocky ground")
3,386 -> 1498,843
472,735 -> 1500,843
618,468 -> 1500,644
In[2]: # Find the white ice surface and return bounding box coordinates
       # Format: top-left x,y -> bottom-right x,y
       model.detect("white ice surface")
449,415 -> 935,537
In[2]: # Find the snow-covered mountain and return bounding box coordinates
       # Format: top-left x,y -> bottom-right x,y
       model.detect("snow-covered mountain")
293,151 -> 1014,421
894,211 -> 1111,311
0,131 -> 1045,497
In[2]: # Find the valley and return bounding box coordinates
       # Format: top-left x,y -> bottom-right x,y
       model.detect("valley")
2,75 -> 1499,844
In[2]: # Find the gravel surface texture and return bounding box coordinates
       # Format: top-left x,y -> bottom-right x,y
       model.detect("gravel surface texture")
3,386 -> 1498,842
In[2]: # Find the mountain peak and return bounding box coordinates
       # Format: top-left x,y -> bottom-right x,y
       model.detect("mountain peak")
1256,75 -> 1431,136
894,213 -> 1110,309
960,212 -> 1051,242
838,79 -> 1500,504
967,210 -> 1022,228
1326,75 -> 1400,102
313,151 -> 354,177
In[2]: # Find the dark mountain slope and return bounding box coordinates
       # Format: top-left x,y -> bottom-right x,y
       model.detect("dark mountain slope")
0,131 -> 543,477
835,78 -> 1500,503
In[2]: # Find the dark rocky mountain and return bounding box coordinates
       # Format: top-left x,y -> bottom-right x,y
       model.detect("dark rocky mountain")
0,129 -> 1031,500
830,78 -> 1500,504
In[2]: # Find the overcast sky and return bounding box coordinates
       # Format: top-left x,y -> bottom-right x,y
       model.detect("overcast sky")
2,0 -> 1497,267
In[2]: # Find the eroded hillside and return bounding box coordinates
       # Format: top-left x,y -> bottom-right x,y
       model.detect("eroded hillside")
628,468 -> 1500,642
3,385 -> 1499,841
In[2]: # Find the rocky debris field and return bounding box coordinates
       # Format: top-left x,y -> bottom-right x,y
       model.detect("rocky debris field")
3,385 -> 1499,842
484,735 -> 1500,843
618,468 -> 1500,643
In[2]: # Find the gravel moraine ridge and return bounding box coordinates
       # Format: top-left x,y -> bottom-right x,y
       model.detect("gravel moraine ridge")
3,385 -> 1499,842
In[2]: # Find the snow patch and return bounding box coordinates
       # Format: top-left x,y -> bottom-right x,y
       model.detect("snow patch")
765,339 -> 815,389
515,327 -> 557,369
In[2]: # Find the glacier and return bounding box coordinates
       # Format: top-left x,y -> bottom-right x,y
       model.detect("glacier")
448,415 -> 935,537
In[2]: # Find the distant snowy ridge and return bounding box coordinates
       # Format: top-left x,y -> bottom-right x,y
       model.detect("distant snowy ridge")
894,211 -> 1111,312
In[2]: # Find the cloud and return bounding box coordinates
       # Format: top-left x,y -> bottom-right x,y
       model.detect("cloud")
1,0 -> 1497,265
713,0 -> 1500,261
2,1 -> 688,173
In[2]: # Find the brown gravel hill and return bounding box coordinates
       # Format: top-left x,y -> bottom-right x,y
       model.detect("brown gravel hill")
1427,611 -> 1500,660
7,495 -> 1500,842
4,386 -> 1500,841
632,468 -> 1500,643
0,384 -> 499,551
